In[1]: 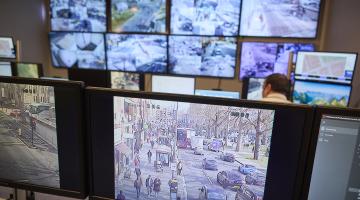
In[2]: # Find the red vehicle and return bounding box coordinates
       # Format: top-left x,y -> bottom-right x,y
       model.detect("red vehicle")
176,128 -> 195,148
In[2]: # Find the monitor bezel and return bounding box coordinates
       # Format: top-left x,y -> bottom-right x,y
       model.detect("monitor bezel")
0,36 -> 17,59
107,71 -> 145,91
11,62 -> 44,78
151,74 -> 196,95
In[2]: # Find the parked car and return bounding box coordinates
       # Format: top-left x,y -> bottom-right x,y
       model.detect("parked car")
10,109 -> 21,118
245,171 -> 266,186
235,185 -> 263,200
220,152 -> 235,162
194,147 -> 204,155
238,163 -> 256,175
199,185 -> 227,200
208,139 -> 223,152
202,158 -> 218,170
217,170 -> 245,188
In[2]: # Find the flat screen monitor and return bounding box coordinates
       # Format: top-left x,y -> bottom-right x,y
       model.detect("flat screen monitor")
244,78 -> 265,100
170,0 -> 241,36
152,75 -> 195,95
111,0 -> 167,33
50,0 -> 106,32
87,89 -> 314,200
195,89 -> 240,99
293,80 -> 351,107
169,36 -> 237,78
110,72 -> 143,91
0,62 -> 13,76
106,34 -> 167,73
13,63 -> 43,78
240,42 -> 315,79
295,52 -> 358,84
304,109 -> 360,200
49,32 -> 106,70
239,0 -> 322,38
0,37 -> 16,59
0,77 -> 87,198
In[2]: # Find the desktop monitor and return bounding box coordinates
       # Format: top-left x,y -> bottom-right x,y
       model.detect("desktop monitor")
13,63 -> 43,78
243,78 -> 266,100
49,32 -> 106,70
295,51 -> 358,84
0,62 -> 13,76
0,77 -> 87,198
170,0 -> 241,36
239,0 -> 322,38
50,0 -> 107,32
195,89 -> 240,99
110,72 -> 144,91
87,89 -> 314,200
293,80 -> 351,107
111,0 -> 167,33
303,108 -> 360,200
169,35 -> 237,78
106,34 -> 167,73
152,75 -> 195,95
239,42 -> 315,79
0,37 -> 16,59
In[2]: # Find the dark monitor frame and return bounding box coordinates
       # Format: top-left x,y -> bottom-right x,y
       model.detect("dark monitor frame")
107,71 -> 145,91
68,68 -> 109,87
151,74 -> 196,95
11,62 -> 44,78
0,36 -> 16,59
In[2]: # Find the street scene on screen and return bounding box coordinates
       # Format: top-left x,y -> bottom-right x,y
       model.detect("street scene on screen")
0,83 -> 59,188
114,97 -> 275,200
111,72 -> 140,91
247,78 -> 265,101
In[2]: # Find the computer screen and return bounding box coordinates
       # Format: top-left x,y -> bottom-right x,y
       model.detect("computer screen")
293,80 -> 351,107
295,52 -> 358,84
239,0 -> 321,38
169,36 -> 237,78
308,114 -> 360,200
152,75 -> 195,95
15,63 -> 42,78
0,37 -> 16,59
50,0 -> 106,32
111,0 -> 167,33
106,34 -> 167,73
49,32 -> 106,70
240,42 -> 315,79
170,0 -> 241,36
110,72 -> 141,91
195,89 -> 240,99
0,62 -> 12,76
246,78 -> 265,100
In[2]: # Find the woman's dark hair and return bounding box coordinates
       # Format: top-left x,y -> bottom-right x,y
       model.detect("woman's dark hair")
264,73 -> 291,98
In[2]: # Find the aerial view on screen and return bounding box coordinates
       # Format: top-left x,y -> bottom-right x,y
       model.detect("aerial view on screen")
169,36 -> 236,78
106,34 -> 167,73
0,83 -> 59,188
50,32 -> 106,69
111,0 -> 166,33
171,0 -> 241,36
247,78 -> 265,100
114,97 -> 275,200
16,64 -> 39,78
0,38 -> 15,59
50,0 -> 106,32
111,72 -> 140,91
293,81 -> 350,107
240,0 -> 321,38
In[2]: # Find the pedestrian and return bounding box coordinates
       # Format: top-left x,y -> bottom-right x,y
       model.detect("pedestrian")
151,140 -> 155,149
134,176 -> 143,199
177,161 -> 183,176
135,167 -> 141,178
145,175 -> 154,196
116,190 -> 126,200
153,177 -> 161,198
147,150 -> 152,164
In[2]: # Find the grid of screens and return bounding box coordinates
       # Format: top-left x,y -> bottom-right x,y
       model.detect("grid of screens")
106,34 -> 167,73
240,42 -> 315,79
246,78 -> 265,100
293,80 -> 351,107
239,0 -> 321,38
0,83 -> 59,188
152,75 -> 195,95
169,36 -> 237,78
114,96 -> 275,199
195,89 -> 240,99
49,32 -> 106,70
0,37 -> 16,59
0,62 -> 12,76
170,0 -> 241,36
111,0 -> 167,33
308,115 -> 360,200
50,0 -> 107,32
15,63 -> 41,78
295,52 -> 358,84
110,71 -> 140,91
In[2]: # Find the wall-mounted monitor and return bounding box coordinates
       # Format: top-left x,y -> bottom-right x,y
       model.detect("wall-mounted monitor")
49,32 -> 106,70
169,36 -> 237,78
239,0 -> 322,38
295,52 -> 358,84
293,80 -> 351,107
243,78 -> 265,100
240,42 -> 315,79
13,63 -> 43,78
110,71 -> 143,91
170,0 -> 241,36
106,34 -> 167,73
0,37 -> 16,59
152,75 -> 195,95
0,77 -> 87,198
0,62 -> 13,76
111,0 -> 167,33
195,89 -> 240,99
50,0 -> 107,32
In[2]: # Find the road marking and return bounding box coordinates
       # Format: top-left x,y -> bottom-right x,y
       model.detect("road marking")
202,169 -> 213,184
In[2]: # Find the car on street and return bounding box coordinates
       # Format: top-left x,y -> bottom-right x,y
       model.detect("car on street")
202,158 -> 218,170
217,170 -> 245,188
220,152 -> 235,162
199,185 -> 227,200
245,171 -> 266,186
235,185 -> 264,200
208,139 -> 223,152
10,109 -> 21,118
194,147 -> 204,155
238,163 -> 256,175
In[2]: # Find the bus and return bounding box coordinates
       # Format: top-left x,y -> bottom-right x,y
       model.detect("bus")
176,128 -> 196,148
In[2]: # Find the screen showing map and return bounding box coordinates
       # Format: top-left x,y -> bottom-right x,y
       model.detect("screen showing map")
295,52 -> 357,84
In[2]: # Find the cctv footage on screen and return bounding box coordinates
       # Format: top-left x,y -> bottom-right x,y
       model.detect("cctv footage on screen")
0,83 -> 59,188
114,97 -> 274,200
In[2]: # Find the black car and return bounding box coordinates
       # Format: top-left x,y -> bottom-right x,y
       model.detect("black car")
245,171 -> 266,186
220,152 -> 235,162
217,170 -> 245,188
235,185 -> 263,200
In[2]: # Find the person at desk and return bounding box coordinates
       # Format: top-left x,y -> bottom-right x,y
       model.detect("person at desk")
261,73 -> 292,104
